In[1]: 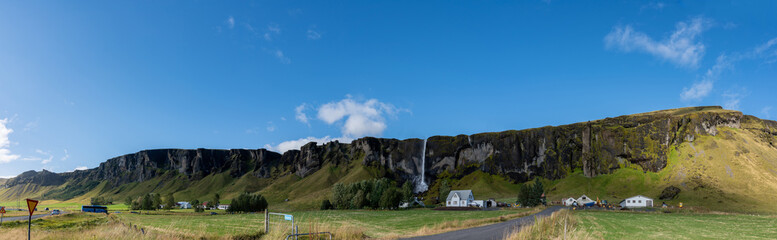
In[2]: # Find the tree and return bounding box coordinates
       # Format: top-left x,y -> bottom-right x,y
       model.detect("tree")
320,199 -> 333,210
213,193 -> 220,207
401,181 -> 414,205
352,190 -> 366,209
438,180 -> 451,205
331,183 -> 349,210
125,196 -> 133,206
164,193 -> 176,210
141,194 -> 154,210
517,184 -> 531,207
152,193 -> 162,210
191,199 -> 202,212
532,180 -> 545,206
379,188 -> 402,209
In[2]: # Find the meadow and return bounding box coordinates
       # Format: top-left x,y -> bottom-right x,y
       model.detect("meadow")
575,210 -> 777,239
112,207 -> 539,239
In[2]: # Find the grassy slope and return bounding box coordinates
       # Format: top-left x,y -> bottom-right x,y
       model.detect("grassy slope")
545,125 -> 777,213
577,211 -> 777,239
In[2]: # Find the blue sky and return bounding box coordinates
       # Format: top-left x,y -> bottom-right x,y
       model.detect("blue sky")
1,1 -> 776,177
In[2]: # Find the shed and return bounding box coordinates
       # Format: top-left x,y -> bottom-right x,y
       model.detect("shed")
563,197 -> 577,206
620,195 -> 653,208
577,195 -> 595,206
446,190 -> 474,207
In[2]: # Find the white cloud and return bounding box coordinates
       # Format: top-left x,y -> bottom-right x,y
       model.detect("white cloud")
264,24 -> 281,41
722,88 -> 747,110
307,29 -> 321,40
23,149 -> 53,164
0,118 -> 20,163
295,103 -> 310,125
0,175 -> 15,179
227,16 -> 235,29
681,54 -> 731,101
60,149 -> 69,161
74,166 -> 87,171
761,106 -> 772,119
266,121 -> 276,132
605,17 -> 708,68
265,136 -> 353,153
23,118 -> 38,131
641,2 -> 665,11
275,50 -> 291,64
317,97 -> 398,138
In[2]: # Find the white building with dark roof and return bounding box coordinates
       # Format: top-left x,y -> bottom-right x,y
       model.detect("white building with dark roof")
446,190 -> 474,207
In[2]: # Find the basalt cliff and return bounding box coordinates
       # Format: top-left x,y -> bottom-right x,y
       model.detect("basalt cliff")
2,106 -> 776,208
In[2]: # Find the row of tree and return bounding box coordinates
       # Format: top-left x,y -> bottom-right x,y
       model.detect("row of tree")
127,193 -> 177,210
325,178 -> 415,210
226,192 -> 268,213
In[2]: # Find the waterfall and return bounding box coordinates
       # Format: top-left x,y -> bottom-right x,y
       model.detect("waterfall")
468,135 -> 473,147
414,138 -> 429,193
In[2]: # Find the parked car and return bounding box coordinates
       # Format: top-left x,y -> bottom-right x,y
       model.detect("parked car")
51,209 -> 61,215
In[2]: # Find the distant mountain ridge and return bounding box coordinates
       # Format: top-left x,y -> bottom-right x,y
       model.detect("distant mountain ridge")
2,106 -> 776,212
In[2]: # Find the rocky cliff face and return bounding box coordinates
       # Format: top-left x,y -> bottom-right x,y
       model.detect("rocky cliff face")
7,106 -> 771,194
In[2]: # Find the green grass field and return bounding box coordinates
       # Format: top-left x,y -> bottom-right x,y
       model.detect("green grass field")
113,207 -> 536,238
576,211 -> 777,239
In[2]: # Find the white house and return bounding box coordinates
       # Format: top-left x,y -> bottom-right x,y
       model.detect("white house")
620,195 -> 653,208
576,195 -> 595,206
563,197 -> 577,206
177,201 -> 192,209
217,204 -> 230,210
446,190 -> 474,207
471,200 -> 485,208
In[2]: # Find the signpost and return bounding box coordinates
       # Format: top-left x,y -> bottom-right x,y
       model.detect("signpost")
1,206 -> 5,226
26,199 -> 39,240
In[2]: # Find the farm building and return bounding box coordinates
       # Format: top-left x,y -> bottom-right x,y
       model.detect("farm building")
177,202 -> 192,209
577,195 -> 595,206
563,197 -> 577,206
446,190 -> 474,207
217,204 -> 229,210
620,195 -> 654,208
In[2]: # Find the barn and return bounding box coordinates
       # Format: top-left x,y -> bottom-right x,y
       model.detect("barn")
446,190 -> 474,207
620,195 -> 654,208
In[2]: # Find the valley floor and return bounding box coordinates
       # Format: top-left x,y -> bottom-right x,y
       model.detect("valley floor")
575,210 -> 777,239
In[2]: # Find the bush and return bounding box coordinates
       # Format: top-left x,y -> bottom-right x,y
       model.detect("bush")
517,181 -> 545,207
227,192 -> 268,213
90,196 -> 111,205
320,199 -> 333,210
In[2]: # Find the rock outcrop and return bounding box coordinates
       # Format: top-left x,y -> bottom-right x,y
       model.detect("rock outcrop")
7,106 -> 772,194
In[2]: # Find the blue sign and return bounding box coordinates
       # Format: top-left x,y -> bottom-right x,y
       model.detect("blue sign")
284,215 -> 293,221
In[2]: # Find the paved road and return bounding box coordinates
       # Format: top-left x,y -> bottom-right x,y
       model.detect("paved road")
1,213 -> 52,223
402,206 -> 566,240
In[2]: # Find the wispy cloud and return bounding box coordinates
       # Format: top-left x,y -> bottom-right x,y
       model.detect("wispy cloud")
23,149 -> 53,164
60,149 -> 69,161
722,87 -> 747,110
266,121 -> 276,132
762,106 -> 772,119
274,49 -> 291,64
264,23 -> 281,41
0,117 -> 20,164
307,29 -> 321,40
640,2 -> 666,11
295,103 -> 310,125
605,17 -> 708,68
681,54 -> 730,101
227,16 -> 235,29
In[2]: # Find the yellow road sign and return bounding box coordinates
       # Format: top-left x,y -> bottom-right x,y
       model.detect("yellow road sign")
26,199 -> 39,216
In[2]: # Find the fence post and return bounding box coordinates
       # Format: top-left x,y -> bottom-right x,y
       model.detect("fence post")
264,209 -> 269,233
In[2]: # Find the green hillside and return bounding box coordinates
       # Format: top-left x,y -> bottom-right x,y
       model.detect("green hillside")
1,107 -> 775,213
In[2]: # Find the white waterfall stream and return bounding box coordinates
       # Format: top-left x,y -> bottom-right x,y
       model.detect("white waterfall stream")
414,138 -> 429,193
